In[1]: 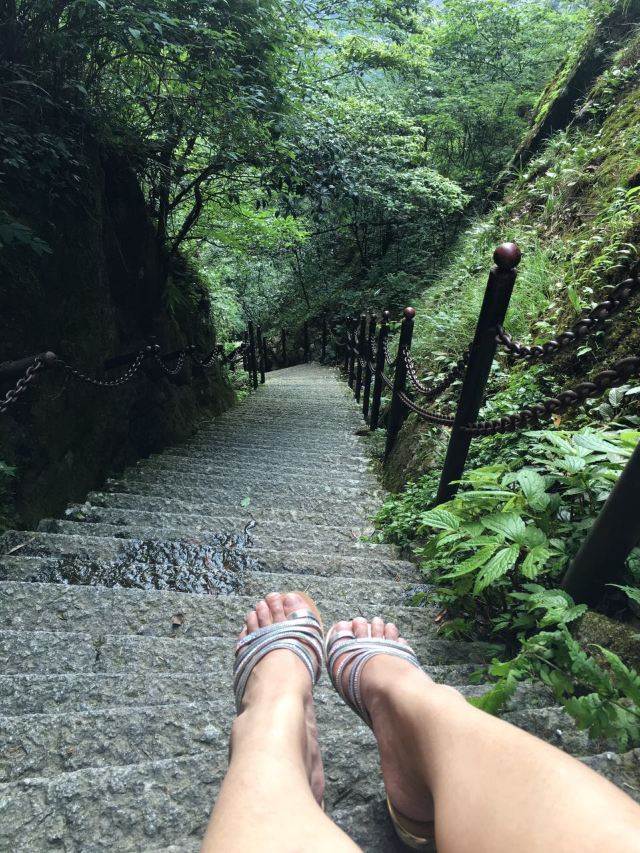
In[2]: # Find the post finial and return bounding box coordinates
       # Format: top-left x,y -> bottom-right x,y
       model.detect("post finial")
382,310 -> 391,322
494,242 -> 522,270
404,306 -> 416,320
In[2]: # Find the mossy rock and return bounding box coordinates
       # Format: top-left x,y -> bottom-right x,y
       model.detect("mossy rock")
575,610 -> 640,671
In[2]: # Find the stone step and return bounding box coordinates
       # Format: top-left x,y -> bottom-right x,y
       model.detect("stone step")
0,578 -> 427,632
86,490 -> 372,528
37,517 -> 397,560
0,532 -> 415,584
159,444 -> 371,471
183,434 -> 363,452
63,503 -> 374,540
1,745 -> 638,852
99,484 -> 376,521
0,628 -> 494,676
0,665 -> 489,717
134,455 -> 378,487
0,693 -> 600,785
114,470 -> 380,502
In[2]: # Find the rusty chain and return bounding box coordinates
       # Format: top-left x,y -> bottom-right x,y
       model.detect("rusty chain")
0,357 -> 45,414
403,347 -> 469,402
383,336 -> 397,368
496,277 -> 640,361
397,389 -> 456,426
463,354 -> 640,435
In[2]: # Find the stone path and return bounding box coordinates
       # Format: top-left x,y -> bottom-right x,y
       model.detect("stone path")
0,363 -> 638,851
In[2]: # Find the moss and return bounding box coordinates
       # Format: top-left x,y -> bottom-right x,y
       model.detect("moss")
575,611 -> 640,670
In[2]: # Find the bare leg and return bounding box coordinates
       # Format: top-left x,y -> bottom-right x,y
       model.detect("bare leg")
202,592 -> 361,853
331,616 -> 640,853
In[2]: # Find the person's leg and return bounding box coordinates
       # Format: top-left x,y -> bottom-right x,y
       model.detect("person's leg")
330,616 -> 640,853
201,592 -> 361,853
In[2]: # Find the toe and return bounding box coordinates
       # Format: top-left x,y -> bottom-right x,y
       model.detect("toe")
283,591 -> 308,618
255,599 -> 272,628
353,616 -> 370,639
266,592 -> 286,623
371,616 -> 385,639
245,609 -> 259,634
384,622 -> 400,641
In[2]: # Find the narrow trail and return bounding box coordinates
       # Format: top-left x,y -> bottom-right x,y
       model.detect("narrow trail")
0,364 -> 638,851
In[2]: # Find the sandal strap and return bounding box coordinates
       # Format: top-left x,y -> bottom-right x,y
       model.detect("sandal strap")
326,634 -> 421,727
234,611 -> 323,712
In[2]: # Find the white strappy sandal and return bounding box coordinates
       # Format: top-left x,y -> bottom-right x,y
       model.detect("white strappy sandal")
233,593 -> 324,713
325,625 -> 436,851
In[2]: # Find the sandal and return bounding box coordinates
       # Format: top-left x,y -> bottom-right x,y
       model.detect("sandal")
326,625 -> 435,850
233,592 -> 324,713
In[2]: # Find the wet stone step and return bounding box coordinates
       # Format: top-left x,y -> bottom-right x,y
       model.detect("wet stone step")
0,578 -> 429,633
159,444 -> 372,471
37,518 -> 397,560
0,532 -> 416,587
86,491 -> 373,528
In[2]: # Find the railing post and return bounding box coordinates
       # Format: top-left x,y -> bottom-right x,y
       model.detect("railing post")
561,439 -> 640,606
304,321 -> 310,363
354,314 -> 367,403
369,311 -> 389,431
434,243 -> 522,505
257,325 -> 266,384
343,318 -> 351,374
247,321 -> 259,389
384,307 -> 416,460
321,318 -> 327,363
281,329 -> 288,368
242,331 -> 250,372
348,316 -> 357,389
362,314 -> 376,421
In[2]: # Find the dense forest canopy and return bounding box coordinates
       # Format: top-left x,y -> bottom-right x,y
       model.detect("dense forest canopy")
0,0 -> 607,336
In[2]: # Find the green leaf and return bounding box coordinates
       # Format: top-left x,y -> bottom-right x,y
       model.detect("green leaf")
573,432 -> 622,454
240,497 -> 251,508
521,545 -> 551,579
128,27 -> 142,39
609,585 -> 640,606
438,544 -> 500,580
418,508 -> 460,531
474,545 -> 520,594
482,512 -> 525,542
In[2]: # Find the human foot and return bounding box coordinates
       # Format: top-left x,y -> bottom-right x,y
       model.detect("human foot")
233,591 -> 325,805
326,616 -> 442,836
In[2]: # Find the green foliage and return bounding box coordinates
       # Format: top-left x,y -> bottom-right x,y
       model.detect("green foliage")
472,627 -> 640,749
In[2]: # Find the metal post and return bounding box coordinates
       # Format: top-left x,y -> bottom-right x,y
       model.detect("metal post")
261,334 -> 270,376
348,317 -> 357,389
354,314 -> 366,403
281,329 -> 288,368
257,326 -> 266,384
369,311 -> 390,431
247,322 -> 258,389
562,439 -> 640,605
304,321 -> 310,363
321,318 -> 328,364
343,319 -> 351,374
435,243 -> 522,505
384,307 -> 416,460
362,315 -> 376,421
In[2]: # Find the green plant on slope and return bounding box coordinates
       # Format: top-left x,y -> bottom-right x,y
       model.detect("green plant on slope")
472,626 -> 640,750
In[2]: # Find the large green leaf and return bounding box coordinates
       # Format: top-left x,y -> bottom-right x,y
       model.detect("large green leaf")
521,545 -> 551,579
516,468 -> 549,511
418,508 -> 461,531
474,545 -> 519,594
438,544 -> 500,580
482,512 -> 525,542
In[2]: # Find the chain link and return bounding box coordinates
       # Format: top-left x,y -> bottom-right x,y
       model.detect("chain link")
463,355 -> 640,435
383,337 -> 397,367
154,348 -> 186,377
0,357 -> 45,414
403,347 -> 468,402
58,349 -> 147,387
397,390 -> 456,426
496,277 -> 639,361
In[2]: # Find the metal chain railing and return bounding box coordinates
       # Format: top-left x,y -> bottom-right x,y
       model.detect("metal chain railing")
496,276 -> 640,361
383,336 -> 397,367
403,347 -> 468,402
0,357 -> 46,414
57,349 -> 147,387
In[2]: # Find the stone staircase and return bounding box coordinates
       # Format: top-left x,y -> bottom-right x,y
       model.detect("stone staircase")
0,363 -> 638,852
